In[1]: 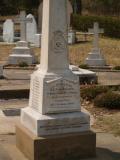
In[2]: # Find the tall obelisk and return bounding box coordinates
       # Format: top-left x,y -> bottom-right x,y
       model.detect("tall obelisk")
16,1 -> 96,159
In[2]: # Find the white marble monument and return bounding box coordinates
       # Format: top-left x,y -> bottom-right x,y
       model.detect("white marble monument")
26,14 -> 37,44
85,22 -> 106,67
21,0 -> 90,137
3,19 -> 14,43
8,11 -> 35,65
16,1 -> 96,159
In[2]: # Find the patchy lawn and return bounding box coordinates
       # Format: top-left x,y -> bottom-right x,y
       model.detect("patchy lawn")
83,101 -> 120,136
0,36 -> 120,66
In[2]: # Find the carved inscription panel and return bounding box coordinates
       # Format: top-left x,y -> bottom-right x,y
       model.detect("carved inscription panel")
31,77 -> 41,111
45,78 -> 80,113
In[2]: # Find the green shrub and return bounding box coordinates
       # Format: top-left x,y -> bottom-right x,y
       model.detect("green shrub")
113,66 -> 120,70
72,15 -> 120,38
94,92 -> 120,109
80,85 -> 109,101
19,61 -> 28,67
79,64 -> 89,69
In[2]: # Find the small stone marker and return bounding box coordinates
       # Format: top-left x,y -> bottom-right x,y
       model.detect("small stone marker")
68,30 -> 76,44
26,14 -> 37,44
16,1 -> 96,160
85,22 -> 106,67
3,19 -> 14,43
8,11 -> 35,65
34,34 -> 41,47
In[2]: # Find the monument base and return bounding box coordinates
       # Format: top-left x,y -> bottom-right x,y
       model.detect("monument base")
8,41 -> 35,65
21,107 -> 90,136
16,123 -> 96,160
85,49 -> 106,67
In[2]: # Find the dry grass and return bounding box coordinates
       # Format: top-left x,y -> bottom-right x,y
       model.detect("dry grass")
0,36 -> 120,66
69,36 -> 120,66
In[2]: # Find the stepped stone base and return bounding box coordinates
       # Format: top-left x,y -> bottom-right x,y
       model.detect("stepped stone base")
8,41 -> 35,65
16,123 -> 96,160
85,49 -> 106,67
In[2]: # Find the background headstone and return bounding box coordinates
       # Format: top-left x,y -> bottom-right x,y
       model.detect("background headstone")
68,30 -> 76,44
85,22 -> 106,67
26,14 -> 37,44
3,19 -> 14,43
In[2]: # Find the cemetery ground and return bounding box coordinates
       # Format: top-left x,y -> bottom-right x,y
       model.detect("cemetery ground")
0,36 -> 120,66
0,36 -> 120,159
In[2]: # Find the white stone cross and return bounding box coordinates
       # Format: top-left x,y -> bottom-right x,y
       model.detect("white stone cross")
14,11 -> 32,41
89,22 -> 104,50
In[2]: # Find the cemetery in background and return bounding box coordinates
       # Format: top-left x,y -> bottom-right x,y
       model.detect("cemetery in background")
0,1 -> 120,160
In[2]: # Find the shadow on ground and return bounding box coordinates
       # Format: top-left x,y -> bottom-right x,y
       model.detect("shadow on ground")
83,147 -> 120,160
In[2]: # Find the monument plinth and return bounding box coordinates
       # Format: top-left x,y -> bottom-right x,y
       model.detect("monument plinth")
85,22 -> 106,67
8,11 -> 35,65
16,1 -> 96,159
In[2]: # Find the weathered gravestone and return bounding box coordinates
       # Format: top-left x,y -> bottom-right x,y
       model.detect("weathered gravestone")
26,14 -> 37,44
3,19 -> 14,43
8,11 -> 35,65
16,1 -> 96,160
85,22 -> 106,67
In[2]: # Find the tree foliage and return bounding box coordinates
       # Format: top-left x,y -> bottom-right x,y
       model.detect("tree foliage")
84,0 -> 120,16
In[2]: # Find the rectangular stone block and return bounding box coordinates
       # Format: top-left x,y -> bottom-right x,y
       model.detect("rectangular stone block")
16,123 -> 96,160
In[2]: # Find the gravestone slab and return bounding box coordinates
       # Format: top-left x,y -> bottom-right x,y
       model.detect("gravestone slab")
85,22 -> 106,67
70,65 -> 97,84
3,108 -> 20,116
8,11 -> 35,65
26,14 -> 37,44
3,19 -> 14,43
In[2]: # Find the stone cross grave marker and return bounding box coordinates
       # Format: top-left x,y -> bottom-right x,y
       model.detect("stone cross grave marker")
14,11 -> 32,42
89,22 -> 104,51
85,22 -> 106,66
3,19 -> 14,43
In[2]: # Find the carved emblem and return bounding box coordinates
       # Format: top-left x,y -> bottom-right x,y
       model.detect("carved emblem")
53,31 -> 67,53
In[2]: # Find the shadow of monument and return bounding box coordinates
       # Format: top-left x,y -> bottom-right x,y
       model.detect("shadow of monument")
96,147 -> 120,160
82,147 -> 120,160
61,147 -> 120,160
0,144 -> 12,160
